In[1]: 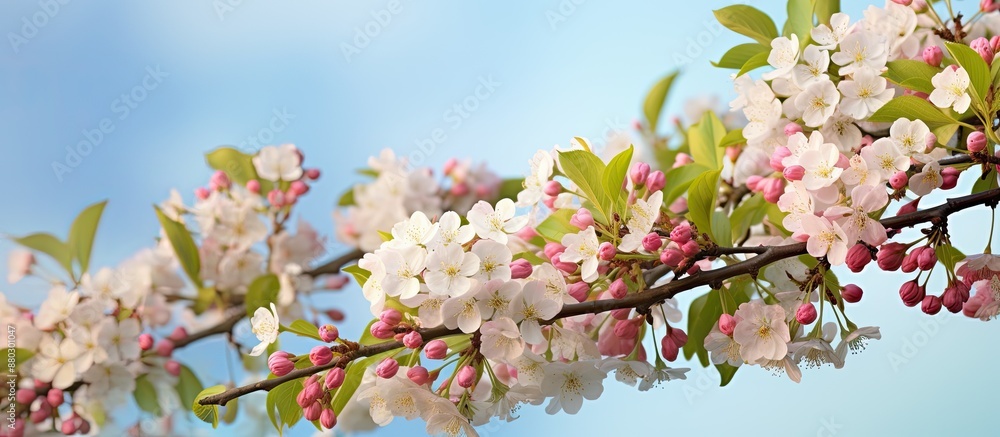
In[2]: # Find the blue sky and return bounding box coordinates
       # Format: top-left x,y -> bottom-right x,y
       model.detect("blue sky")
2,1 -> 999,436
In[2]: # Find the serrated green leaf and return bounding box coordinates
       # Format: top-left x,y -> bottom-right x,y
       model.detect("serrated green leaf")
884,60 -> 941,94
642,72 -> 679,133
175,365 -> 204,412
737,51 -> 771,77
687,169 -> 722,239
713,43 -> 769,69
286,320 -> 323,341
134,375 -> 162,416
11,233 -> 72,279
192,385 -> 228,428
68,200 -> 107,275
945,41 -> 992,104
714,5 -> 779,45
689,112 -> 727,169
154,205 -> 203,288
245,274 -> 279,318
602,145 -> 634,219
868,95 -> 957,127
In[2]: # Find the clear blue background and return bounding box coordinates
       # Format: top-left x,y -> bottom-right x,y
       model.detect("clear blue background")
2,1 -> 998,436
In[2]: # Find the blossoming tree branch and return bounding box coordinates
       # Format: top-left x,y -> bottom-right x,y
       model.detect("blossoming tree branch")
6,0 -> 1000,435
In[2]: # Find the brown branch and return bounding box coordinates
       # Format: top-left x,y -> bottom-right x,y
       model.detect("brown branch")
172,309 -> 245,349
305,249 -> 365,277
200,187 -> 1000,407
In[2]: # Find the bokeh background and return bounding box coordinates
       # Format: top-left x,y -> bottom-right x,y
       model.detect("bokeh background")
2,1 -> 999,435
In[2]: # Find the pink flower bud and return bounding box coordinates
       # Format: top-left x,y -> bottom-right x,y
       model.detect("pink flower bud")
267,189 -> 286,208
923,46 -> 943,67
551,254 -> 578,274
310,346 -> 334,366
450,182 -> 470,197
609,279 -> 628,299
770,146 -> 791,172
670,197 -> 687,214
15,388 -> 36,405
972,37 -> 996,65
326,309 -> 345,322
402,331 -> 423,349
163,359 -> 181,377
613,319 -> 639,338
456,365 -> 476,388
46,388 -> 64,408
424,339 -> 448,359
842,284 -> 864,303
916,246 -> 937,270
543,243 -> 566,261
660,248 -> 684,267
899,197 -> 921,215
60,414 -> 80,435
642,233 -> 663,252
210,170 -> 231,190
290,181 -> 310,196
889,171 -> 908,190
846,244 -> 872,273
30,401 -> 51,424
246,179 -> 261,193
673,154 -> 694,168
304,401 -> 323,421
319,324 -> 340,342
660,327 -> 688,362
901,253 -> 918,273
194,187 -> 210,200
669,223 -> 692,244
940,166 -> 959,190
543,196 -> 556,209
795,303 -> 818,325
443,158 -> 459,176
943,282 -> 971,313
568,281 -> 590,302
168,326 -> 187,341
376,357 -> 399,379
370,321 -> 395,339
630,162 -> 651,186
877,243 -> 908,271
783,165 -> 805,181
268,353 -> 295,377
681,240 -> 701,257
899,280 -> 926,307
570,208 -> 595,230
726,146 -> 741,162
922,295 -> 942,315
761,177 -> 785,203
647,171 -> 666,192
968,131 -> 987,153
718,314 -> 737,336
325,367 -> 346,390
892,0 -> 912,6
598,242 -> 616,261
543,180 -> 563,197
155,340 -> 174,357
611,308 -> 632,320
379,309 -> 403,326
784,122 -> 803,137
912,0 -> 929,12
138,333 -> 154,351
509,259 -> 533,279
746,175 -> 763,191
407,366 -> 430,385
305,168 -> 321,180
517,226 -> 539,241
320,408 -> 337,429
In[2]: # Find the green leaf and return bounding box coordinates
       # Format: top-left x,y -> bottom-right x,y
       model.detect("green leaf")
602,145 -> 634,219
245,274 -> 279,318
535,209 -> 577,243
935,244 -> 965,271
175,365 -> 204,411
729,193 -> 768,242
884,60 -> 941,94
973,170 -> 999,193
205,147 -> 272,192
689,112 -> 727,169
343,264 -> 371,288
664,164 -> 711,207
193,286 -> 217,314
14,349 -> 34,371
933,123 -> 960,146
496,178 -> 525,202
813,0 -> 839,25
513,251 -> 548,265
266,379 -> 304,435
67,200 -> 107,275
11,233 -> 72,279
358,318 -> 382,346
154,205 -> 203,288
337,188 -> 355,207
683,291 -> 721,366
134,375 -> 162,416
784,0 -> 813,46
868,95 -> 957,127
737,51 -> 771,77
711,210 -> 732,247
686,169 -> 722,239
712,43 -> 769,69
285,320 -> 323,341
716,363 -> 740,386
192,385 -> 227,428
718,128 -> 746,149
714,5 -> 779,45
642,72 -> 679,133
945,41 -> 992,104
221,398 -> 239,425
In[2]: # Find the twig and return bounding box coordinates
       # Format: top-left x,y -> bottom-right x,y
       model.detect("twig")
305,249 -> 365,277
200,187 -> 1000,406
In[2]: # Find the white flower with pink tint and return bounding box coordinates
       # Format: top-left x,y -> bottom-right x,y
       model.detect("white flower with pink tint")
35,286 -> 80,330
909,161 -> 943,196
480,317 -> 525,362
860,138 -> 909,180
799,141 -> 843,190
540,361 -> 606,415
733,300 -> 791,363
800,214 -> 850,265
826,185 -> 888,246
763,35 -> 800,80
929,66 -> 972,113
561,226 -> 601,283
512,281 -> 562,344
252,144 -> 302,182
424,244 -> 480,296
6,249 -> 34,284
468,199 -> 528,244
